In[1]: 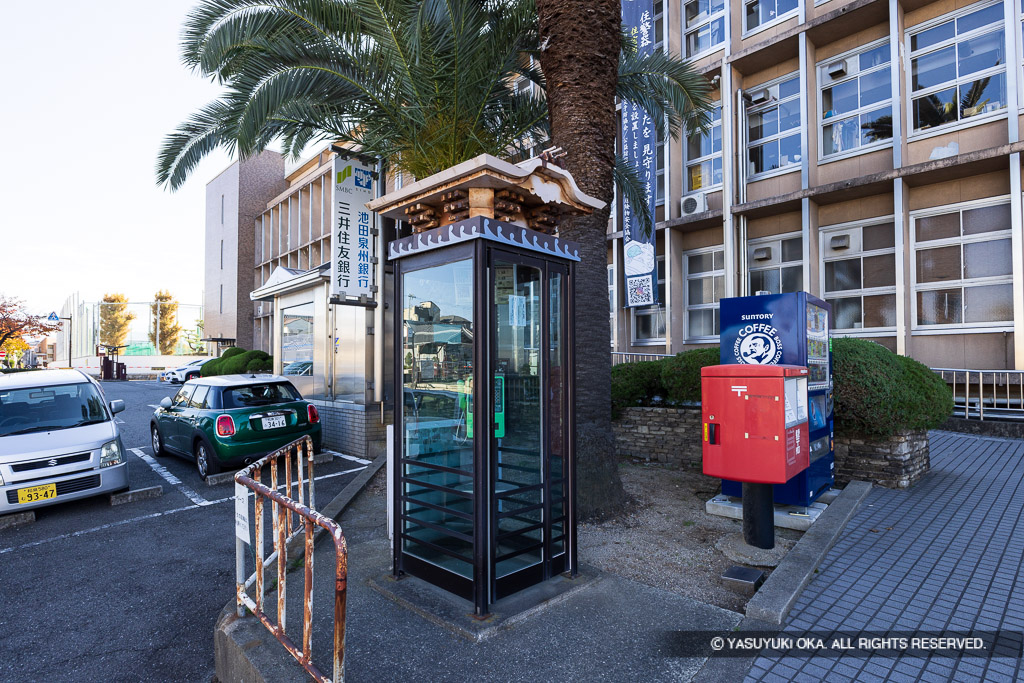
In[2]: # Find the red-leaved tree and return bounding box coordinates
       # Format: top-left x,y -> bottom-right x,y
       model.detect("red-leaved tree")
0,295 -> 61,349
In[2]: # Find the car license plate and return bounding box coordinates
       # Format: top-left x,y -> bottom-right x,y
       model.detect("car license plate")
262,415 -> 287,429
17,483 -> 57,504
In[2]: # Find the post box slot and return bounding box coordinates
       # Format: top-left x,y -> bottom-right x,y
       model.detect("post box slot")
709,423 -> 719,444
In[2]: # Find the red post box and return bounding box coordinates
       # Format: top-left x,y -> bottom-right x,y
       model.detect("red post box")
701,364 -> 810,485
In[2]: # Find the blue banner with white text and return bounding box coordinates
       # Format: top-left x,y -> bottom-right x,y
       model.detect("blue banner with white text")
620,0 -> 657,308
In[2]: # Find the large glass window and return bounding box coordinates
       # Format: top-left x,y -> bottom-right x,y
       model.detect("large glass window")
748,75 -> 802,177
401,260 -> 476,579
686,105 -> 723,192
748,234 -> 803,294
909,2 -> 1006,133
912,201 -> 1013,327
656,126 -> 667,206
685,248 -> 724,340
746,0 -> 799,33
633,256 -> 666,343
819,41 -> 892,158
821,220 -> 897,331
281,301 -> 315,396
685,0 -> 725,58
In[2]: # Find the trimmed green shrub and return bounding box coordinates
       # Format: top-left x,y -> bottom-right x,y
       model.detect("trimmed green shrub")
200,357 -> 223,377
611,360 -> 666,413
245,355 -> 274,373
832,338 -> 952,439
220,350 -> 271,375
661,347 -> 720,403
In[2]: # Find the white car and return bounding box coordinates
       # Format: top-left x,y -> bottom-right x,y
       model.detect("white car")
0,369 -> 129,513
161,358 -> 213,384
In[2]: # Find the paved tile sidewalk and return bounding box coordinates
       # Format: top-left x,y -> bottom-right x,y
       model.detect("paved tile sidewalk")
747,431 -> 1024,682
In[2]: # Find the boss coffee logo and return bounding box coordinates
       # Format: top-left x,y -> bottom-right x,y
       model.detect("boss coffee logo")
733,315 -> 783,365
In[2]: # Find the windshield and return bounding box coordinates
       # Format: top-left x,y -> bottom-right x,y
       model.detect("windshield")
0,382 -> 109,436
222,382 -> 301,408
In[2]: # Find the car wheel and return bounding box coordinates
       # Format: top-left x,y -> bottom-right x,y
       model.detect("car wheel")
186,371 -> 198,381
151,425 -> 166,456
194,439 -> 221,479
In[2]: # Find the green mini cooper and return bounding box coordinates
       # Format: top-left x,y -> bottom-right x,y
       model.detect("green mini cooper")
150,375 -> 322,479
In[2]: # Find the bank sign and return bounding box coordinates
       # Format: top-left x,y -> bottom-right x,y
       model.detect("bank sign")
331,157 -> 376,299
621,0 -> 658,308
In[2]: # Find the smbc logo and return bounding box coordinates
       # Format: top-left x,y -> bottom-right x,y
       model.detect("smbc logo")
336,165 -> 352,184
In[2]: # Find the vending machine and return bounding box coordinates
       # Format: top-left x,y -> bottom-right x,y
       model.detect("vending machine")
718,292 -> 833,506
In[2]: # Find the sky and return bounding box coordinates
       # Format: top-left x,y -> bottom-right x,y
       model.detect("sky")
0,1 -> 235,317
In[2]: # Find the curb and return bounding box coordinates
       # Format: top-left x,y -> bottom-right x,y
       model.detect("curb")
206,452 -> 336,487
0,511 -> 35,530
109,486 -> 163,506
744,480 -> 872,624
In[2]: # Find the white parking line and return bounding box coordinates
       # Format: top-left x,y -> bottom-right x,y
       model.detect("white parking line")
0,468 -> 367,556
337,453 -> 372,465
129,447 -> 211,506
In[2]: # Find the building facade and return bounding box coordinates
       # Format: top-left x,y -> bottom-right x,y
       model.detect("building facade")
204,151 -> 286,353
610,0 -> 1024,371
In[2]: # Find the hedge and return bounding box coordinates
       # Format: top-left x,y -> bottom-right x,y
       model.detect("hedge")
611,340 -> 953,439
201,347 -> 274,377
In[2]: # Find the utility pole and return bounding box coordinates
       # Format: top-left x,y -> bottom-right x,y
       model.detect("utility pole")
60,316 -> 72,368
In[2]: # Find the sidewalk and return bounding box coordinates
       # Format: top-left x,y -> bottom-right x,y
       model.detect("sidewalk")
747,430 -> 1024,682
217,477 -> 743,682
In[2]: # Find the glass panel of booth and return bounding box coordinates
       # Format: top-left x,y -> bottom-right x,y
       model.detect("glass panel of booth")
494,260 -> 545,580
548,270 -> 566,558
281,302 -> 316,398
400,260 -> 476,578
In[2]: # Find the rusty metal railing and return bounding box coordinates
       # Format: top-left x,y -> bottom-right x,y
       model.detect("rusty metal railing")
934,368 -> 1024,421
234,436 -> 347,682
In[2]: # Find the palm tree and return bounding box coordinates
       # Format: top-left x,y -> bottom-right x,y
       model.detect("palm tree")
159,0 -> 710,518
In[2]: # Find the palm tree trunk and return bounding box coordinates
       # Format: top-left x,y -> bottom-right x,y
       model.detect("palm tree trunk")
536,0 -> 626,520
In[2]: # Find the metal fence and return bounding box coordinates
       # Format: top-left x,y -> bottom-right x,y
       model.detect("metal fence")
611,352 -> 674,365
234,436 -> 347,682
933,368 -> 1024,421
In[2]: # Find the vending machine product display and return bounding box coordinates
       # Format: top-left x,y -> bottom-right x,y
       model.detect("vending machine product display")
718,292 -> 834,506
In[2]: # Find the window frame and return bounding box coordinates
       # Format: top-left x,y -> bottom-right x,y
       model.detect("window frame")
743,0 -> 800,38
747,231 -> 804,295
819,217 -> 898,336
685,103 -> 723,195
905,0 -> 1008,140
910,196 -> 1014,333
684,0 -> 727,60
631,254 -> 667,345
684,245 -> 725,342
608,264 -> 617,347
817,39 -> 894,163
746,73 -> 803,181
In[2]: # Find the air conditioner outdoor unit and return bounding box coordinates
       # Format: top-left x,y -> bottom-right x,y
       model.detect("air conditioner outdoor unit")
681,192 -> 708,216
748,88 -> 771,105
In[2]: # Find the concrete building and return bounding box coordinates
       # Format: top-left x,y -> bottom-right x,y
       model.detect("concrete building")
611,0 -> 1024,371
204,152 -> 287,353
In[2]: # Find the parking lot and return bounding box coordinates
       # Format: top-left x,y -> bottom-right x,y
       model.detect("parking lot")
0,379 -> 368,682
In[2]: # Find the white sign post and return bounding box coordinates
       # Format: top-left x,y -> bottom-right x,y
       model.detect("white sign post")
330,157 -> 376,300
234,483 -> 250,545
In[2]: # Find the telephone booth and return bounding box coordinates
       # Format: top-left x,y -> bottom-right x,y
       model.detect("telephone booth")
373,155 -> 600,616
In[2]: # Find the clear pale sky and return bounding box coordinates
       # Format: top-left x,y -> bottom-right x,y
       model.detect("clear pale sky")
0,1 -> 234,316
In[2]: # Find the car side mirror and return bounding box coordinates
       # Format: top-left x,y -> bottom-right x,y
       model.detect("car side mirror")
159,397 -> 173,410
109,399 -> 125,415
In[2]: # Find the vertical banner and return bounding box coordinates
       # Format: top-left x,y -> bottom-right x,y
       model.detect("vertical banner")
621,0 -> 658,308
331,157 -> 376,299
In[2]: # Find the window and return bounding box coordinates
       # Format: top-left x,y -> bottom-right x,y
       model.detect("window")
189,385 -> 210,409
656,126 -> 667,206
746,0 -> 798,33
654,0 -> 665,51
747,75 -> 802,177
633,256 -> 666,343
220,240 -> 224,270
686,105 -> 722,192
221,195 -> 224,225
748,234 -> 803,293
685,0 -> 725,58
908,2 -> 1006,133
219,285 -> 223,314
821,221 -> 897,331
685,248 -> 724,340
819,41 -> 892,158
912,201 -> 1012,328
608,265 -> 616,346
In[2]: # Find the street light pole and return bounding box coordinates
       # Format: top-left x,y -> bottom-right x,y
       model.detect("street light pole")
60,316 -> 72,369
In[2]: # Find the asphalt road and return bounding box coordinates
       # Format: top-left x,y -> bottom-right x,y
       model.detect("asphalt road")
0,379 -> 367,683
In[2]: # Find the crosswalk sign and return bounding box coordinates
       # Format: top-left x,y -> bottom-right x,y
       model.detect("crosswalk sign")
47,312 -> 60,323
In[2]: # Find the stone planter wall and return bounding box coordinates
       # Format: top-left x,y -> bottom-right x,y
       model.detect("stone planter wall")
612,406 -> 702,467
834,429 -> 930,489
